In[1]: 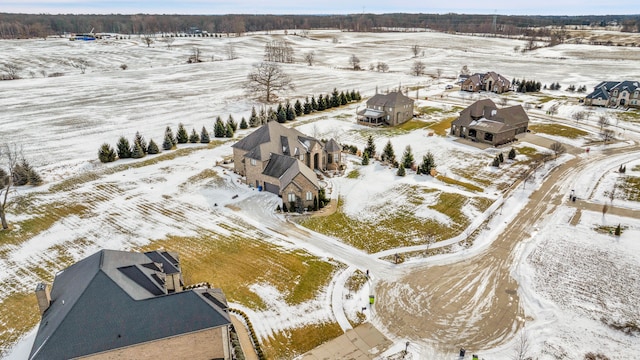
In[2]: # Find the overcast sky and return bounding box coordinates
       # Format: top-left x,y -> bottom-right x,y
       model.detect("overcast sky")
3,0 -> 638,15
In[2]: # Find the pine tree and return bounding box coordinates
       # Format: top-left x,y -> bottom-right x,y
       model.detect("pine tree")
28,167 -> 42,185
285,100 -> 296,121
165,126 -> 177,146
176,123 -> 189,144
276,104 -> 286,123
508,148 -> 517,160
381,140 -> 395,164
311,96 -> 318,111
294,99 -> 303,116
227,115 -> 237,131
396,165 -> 406,176
420,151 -> 436,175
116,136 -> 132,158
249,106 -> 260,127
282,202 -> 288,212
133,131 -> 147,154
498,153 -> 504,163
345,91 -> 352,102
361,152 -> 369,165
259,107 -> 267,124
214,117 -> 226,137
350,90 -> 357,101
147,139 -> 160,154
313,196 -> 318,211
340,91 -> 348,105
317,94 -> 326,111
492,156 -> 500,167
303,97 -> 311,114
268,108 -> 278,123
401,145 -> 414,169
163,134 -> 174,150
615,223 -> 621,236
355,91 -> 361,101
189,128 -> 200,143
331,88 -> 340,107
98,143 -> 117,163
12,163 -> 28,186
240,117 -> 248,129
200,126 -> 211,143
364,135 -> 376,159
131,142 -> 145,158
225,122 -> 234,138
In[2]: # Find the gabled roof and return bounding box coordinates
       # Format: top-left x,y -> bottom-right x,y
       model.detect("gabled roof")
610,80 -> 640,93
365,91 -> 414,109
232,121 -> 319,162
586,85 -> 610,100
324,138 -> 341,153
453,99 -> 529,132
463,73 -> 483,87
262,153 -> 319,190
29,250 -> 230,360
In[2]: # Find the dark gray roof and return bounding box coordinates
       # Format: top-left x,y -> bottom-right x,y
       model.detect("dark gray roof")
586,85 -> 610,100
262,153 -> 297,178
29,250 -> 230,360
587,81 -> 639,99
365,91 -> 414,109
324,138 -> 341,153
262,153 -> 319,191
453,99 -> 529,133
232,121 -> 319,163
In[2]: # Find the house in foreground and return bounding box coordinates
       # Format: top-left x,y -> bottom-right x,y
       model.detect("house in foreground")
357,90 -> 414,126
450,99 -> 529,146
232,121 -> 341,210
30,249 -> 232,360
461,72 -> 511,94
584,81 -> 640,108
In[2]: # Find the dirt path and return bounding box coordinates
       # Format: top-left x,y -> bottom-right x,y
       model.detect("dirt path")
374,144 -> 639,353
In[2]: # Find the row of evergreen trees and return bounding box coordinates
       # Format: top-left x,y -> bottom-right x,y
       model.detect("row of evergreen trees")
491,148 -> 517,167
247,89 -> 361,127
513,78 -> 542,93
0,158 -> 42,186
360,136 -> 437,177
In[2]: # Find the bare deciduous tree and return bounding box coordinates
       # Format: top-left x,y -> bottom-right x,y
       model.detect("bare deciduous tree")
1,63 -> 22,80
598,115 -> 609,130
548,103 -> 560,116
376,62 -> 389,72
303,51 -> 315,66
142,35 -> 154,47
349,54 -> 361,70
163,36 -> 175,49
226,42 -> 237,60
0,144 -> 20,230
601,128 -> 615,144
411,44 -> 420,57
188,47 -> 201,63
71,59 -> 89,74
572,110 -> 585,123
511,330 -> 531,360
435,68 -> 443,79
550,141 -> 566,157
245,62 -> 294,103
411,60 -> 425,76
264,40 -> 294,63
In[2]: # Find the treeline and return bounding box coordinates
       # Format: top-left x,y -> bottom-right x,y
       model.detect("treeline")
1,13 -> 638,39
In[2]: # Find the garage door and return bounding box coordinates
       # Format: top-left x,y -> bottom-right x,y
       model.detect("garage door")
264,182 -> 279,195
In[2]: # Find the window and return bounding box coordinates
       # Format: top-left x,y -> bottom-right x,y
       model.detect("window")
288,193 -> 296,202
328,154 -> 333,163
250,159 -> 256,166
299,153 -> 304,161
306,192 -> 313,201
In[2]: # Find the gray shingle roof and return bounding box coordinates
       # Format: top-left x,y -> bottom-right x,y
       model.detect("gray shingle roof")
324,138 -> 341,153
262,153 -> 319,190
29,250 -> 230,360
365,91 -> 413,109
453,99 -> 529,133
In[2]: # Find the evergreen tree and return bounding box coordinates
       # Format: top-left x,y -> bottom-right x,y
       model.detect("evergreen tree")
147,139 -> 160,154
214,116 -> 226,137
249,106 -> 260,127
382,140 -> 396,164
282,202 -> 288,212
498,153 -> 504,163
98,143 -> 117,163
259,107 -> 267,124
303,97 -> 311,114
276,104 -> 286,123
240,117 -> 248,129
311,95 -> 318,111
12,162 -> 28,186
361,152 -> 369,165
285,100 -> 296,121
133,131 -> 147,154
317,95 -> 326,111
227,115 -> 237,131
401,145 -> 414,169
176,123 -> 189,144
340,91 -> 348,105
355,91 -> 362,101
350,90 -> 357,101
116,136 -> 132,159
419,151 -> 436,175
345,91 -> 352,102
162,134 -> 174,150
294,99 -> 303,116
268,107 -> 278,123
331,88 -> 340,107
28,167 -> 43,185
200,126 -> 211,144
615,223 -> 621,236
396,165 -> 406,176
131,142 -> 145,158
225,122 -> 234,138
189,128 -> 200,143
492,156 -> 500,167
165,126 -> 177,146
508,148 -> 517,160
364,135 -> 376,159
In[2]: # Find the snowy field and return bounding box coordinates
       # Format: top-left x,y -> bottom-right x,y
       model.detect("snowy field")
1,29 -> 640,359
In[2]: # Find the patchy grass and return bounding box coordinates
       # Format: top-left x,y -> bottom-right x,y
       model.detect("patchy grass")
594,225 -> 626,235
346,170 -> 360,179
536,95 -> 557,104
428,116 -> 457,136
138,232 -> 341,310
262,322 -> 343,360
529,123 -> 588,139
616,175 -> 640,202
632,165 -> 640,172
416,106 -> 444,115
299,189 -> 476,253
346,269 -> 368,293
616,110 -> 640,124
436,175 -> 483,192
0,292 -> 40,358
516,146 -> 539,157
179,168 -> 224,190
396,119 -> 431,132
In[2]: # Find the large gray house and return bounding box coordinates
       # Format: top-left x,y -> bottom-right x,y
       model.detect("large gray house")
357,91 -> 414,126
461,72 -> 511,94
451,99 -> 529,146
30,249 -> 232,360
584,81 -> 640,108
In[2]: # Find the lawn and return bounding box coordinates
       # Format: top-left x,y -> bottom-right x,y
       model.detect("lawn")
529,123 -> 589,139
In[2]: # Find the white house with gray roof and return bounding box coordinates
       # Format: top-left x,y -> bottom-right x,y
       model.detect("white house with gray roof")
30,250 -> 232,360
585,81 -> 640,108
357,91 -> 414,126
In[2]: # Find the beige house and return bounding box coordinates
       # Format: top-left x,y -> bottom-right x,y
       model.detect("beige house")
30,250 -> 232,360
461,72 -> 511,94
585,81 -> 640,108
357,91 -> 414,126
451,99 -> 529,146
232,121 -> 339,211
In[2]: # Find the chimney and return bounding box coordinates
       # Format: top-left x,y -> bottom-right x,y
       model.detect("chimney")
35,282 -> 51,315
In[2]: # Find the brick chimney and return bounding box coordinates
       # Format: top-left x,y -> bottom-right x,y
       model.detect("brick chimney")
35,282 -> 51,315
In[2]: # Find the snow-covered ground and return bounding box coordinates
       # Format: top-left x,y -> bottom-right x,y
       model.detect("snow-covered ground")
2,29 -> 640,359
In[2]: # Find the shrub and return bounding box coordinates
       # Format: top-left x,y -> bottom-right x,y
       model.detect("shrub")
98,143 -> 117,163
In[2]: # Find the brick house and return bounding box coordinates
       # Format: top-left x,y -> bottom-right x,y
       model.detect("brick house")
357,91 -> 414,126
232,121 -> 339,210
461,72 -> 511,94
30,250 -> 232,360
451,99 -> 529,146
585,81 -> 640,108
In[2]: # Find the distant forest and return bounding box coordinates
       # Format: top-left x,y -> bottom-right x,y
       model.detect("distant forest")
0,13 -> 639,39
